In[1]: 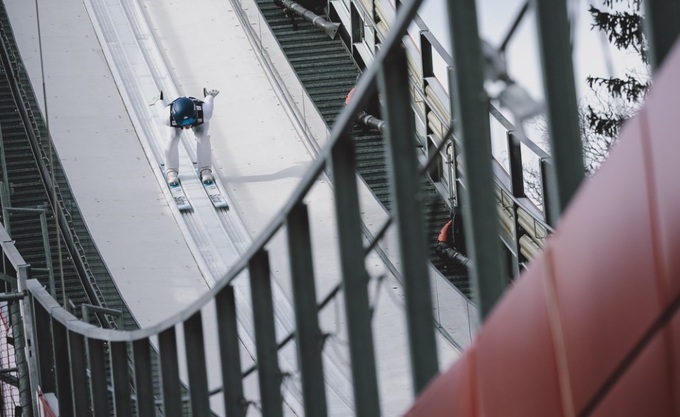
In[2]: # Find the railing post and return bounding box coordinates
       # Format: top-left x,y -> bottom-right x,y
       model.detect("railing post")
533,0 -> 585,223
447,0 -> 506,320
287,203 -> 328,415
158,327 -> 183,417
68,330 -> 89,416
88,338 -> 109,417
215,285 -> 246,416
38,210 -> 56,299
133,338 -> 156,417
110,341 -> 132,416
540,157 -> 554,228
379,44 -> 439,393
184,311 -> 211,417
420,32 -> 433,79
52,320 -> 73,417
0,125 -> 11,225
331,131 -> 381,417
508,130 -> 524,277
249,249 -> 284,417
32,297 -> 56,396
15,264 -> 36,417
507,131 -> 525,198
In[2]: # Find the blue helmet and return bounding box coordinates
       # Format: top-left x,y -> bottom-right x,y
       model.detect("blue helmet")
171,97 -> 197,127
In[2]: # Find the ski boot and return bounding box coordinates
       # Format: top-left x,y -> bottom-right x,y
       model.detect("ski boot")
200,169 -> 214,186
166,170 -> 179,187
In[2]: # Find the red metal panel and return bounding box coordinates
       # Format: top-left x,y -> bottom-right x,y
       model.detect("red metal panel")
671,313 -> 680,414
475,255 -> 566,417
589,333 -> 673,417
638,39 -> 680,417
403,40 -> 680,417
403,346 -> 478,417
639,42 -> 680,301
547,114 -> 663,414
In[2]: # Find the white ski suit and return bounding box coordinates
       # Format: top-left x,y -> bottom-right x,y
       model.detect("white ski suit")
154,94 -> 215,177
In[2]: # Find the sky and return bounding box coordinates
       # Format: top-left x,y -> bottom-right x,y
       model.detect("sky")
417,0 -> 644,103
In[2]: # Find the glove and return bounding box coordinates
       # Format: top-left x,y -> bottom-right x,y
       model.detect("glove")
435,242 -> 446,256
204,88 -> 220,98
148,90 -> 163,106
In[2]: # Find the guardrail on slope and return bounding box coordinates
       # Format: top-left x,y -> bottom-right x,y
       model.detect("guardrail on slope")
6,0 -> 603,415
8,1 -> 460,415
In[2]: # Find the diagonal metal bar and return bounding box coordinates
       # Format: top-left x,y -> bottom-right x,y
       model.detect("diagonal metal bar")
216,285 -> 246,416
184,311 -> 211,417
500,1 -> 530,53
379,44 -> 438,393
331,131 -> 381,417
447,0 -> 506,320
249,249 -> 284,417
286,202 -> 328,416
532,0 -> 585,223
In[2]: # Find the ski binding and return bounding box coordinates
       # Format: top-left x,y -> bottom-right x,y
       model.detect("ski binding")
167,181 -> 191,211
202,180 -> 229,209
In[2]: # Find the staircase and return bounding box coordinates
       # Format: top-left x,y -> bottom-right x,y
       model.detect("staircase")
253,0 -> 471,296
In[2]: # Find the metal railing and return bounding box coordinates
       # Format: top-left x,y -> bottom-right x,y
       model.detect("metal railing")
0,224 -> 38,417
1,0 -> 630,414
5,1 -> 455,415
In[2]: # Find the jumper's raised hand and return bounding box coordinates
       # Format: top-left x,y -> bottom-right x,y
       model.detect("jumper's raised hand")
203,88 -> 220,98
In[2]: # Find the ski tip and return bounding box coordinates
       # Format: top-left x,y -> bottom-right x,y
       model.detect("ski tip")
213,201 -> 230,210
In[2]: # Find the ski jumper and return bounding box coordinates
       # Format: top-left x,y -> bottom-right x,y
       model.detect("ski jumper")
154,95 -> 215,176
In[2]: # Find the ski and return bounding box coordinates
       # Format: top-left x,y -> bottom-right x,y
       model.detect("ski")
161,165 -> 191,211
168,181 -> 192,211
202,180 -> 229,209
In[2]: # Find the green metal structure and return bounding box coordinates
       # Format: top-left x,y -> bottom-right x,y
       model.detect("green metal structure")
0,0 -> 677,416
